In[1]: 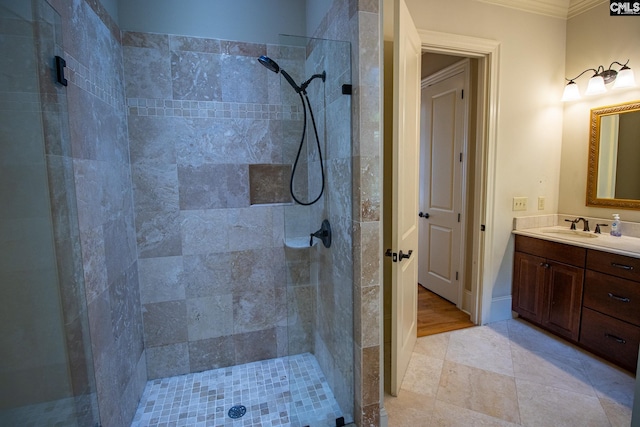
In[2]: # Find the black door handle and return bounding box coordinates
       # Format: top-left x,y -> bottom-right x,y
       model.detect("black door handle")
399,250 -> 413,261
418,212 -> 430,218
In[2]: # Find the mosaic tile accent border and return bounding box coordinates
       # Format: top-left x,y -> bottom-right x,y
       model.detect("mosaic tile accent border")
64,52 -> 123,110
131,353 -> 347,427
126,98 -> 302,120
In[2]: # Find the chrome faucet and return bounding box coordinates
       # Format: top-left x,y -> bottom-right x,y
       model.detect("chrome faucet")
576,217 -> 590,232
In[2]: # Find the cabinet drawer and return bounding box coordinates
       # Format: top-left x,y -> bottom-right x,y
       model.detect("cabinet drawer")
584,270 -> 640,326
515,235 -> 586,268
587,250 -> 640,282
580,308 -> 640,372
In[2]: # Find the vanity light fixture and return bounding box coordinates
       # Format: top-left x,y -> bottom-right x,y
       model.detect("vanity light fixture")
561,60 -> 636,102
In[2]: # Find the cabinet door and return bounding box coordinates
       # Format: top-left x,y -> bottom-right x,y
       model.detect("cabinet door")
513,252 -> 546,323
542,261 -> 584,341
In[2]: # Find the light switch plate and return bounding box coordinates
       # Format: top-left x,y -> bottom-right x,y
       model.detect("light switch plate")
513,197 -> 528,211
538,196 -> 545,210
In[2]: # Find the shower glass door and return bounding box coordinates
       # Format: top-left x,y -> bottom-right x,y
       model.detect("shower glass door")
0,1 -> 98,425
278,35 -> 354,427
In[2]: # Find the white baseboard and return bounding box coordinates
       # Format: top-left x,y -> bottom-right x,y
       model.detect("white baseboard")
489,295 -> 512,323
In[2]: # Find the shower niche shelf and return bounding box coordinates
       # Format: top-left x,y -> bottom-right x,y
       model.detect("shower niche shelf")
284,236 -> 318,249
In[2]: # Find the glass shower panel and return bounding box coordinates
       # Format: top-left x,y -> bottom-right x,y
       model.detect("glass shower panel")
278,35 -> 353,427
0,1 -> 98,425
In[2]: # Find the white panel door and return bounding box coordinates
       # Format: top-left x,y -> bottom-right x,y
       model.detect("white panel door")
418,71 -> 465,305
390,0 -> 421,397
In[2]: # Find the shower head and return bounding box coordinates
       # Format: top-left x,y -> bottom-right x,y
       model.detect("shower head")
258,55 -> 280,73
257,55 -> 301,93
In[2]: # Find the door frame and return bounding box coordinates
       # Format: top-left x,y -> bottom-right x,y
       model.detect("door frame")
417,30 -> 501,325
419,58 -> 470,310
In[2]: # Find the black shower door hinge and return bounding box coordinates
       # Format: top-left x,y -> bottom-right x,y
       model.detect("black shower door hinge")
55,55 -> 68,86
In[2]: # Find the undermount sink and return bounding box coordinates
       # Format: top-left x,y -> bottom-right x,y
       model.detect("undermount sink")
541,229 -> 599,239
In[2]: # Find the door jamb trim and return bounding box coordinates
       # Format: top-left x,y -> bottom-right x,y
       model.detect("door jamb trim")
417,29 -> 501,325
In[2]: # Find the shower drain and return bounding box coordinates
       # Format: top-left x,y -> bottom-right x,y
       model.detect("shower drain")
228,405 -> 247,419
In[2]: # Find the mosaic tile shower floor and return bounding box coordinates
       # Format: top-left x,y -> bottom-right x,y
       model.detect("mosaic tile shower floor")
131,353 -> 347,427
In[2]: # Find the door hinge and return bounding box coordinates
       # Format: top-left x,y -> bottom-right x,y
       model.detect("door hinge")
457,213 -> 461,222
461,89 -> 464,99
459,152 -> 463,162
385,248 -> 398,263
55,55 -> 68,86
456,271 -> 459,280
481,224 -> 486,231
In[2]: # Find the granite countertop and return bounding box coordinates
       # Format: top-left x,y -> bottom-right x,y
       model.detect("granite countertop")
512,214 -> 640,259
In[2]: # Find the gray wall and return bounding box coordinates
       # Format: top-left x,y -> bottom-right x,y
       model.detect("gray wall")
98,0 -> 118,24
117,0 -> 306,45
0,3 -> 71,411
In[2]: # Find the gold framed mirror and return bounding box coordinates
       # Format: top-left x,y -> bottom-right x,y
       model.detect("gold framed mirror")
586,100 -> 640,210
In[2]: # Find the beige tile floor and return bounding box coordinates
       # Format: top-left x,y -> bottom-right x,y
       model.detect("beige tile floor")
385,318 -> 635,427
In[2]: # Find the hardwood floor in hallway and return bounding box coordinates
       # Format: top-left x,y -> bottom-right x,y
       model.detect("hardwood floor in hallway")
417,284 -> 475,337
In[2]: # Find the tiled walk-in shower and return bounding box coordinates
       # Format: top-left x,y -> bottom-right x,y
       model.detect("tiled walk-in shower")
131,353 -> 343,427
1,0 -> 366,425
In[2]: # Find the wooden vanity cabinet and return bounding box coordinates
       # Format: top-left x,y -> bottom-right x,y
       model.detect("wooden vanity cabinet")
513,234 -> 640,372
513,235 -> 586,341
579,250 -> 640,372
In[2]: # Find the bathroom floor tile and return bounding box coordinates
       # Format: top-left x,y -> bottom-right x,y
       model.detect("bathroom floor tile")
516,378 -> 610,427
386,319 -> 635,427
437,361 -> 520,424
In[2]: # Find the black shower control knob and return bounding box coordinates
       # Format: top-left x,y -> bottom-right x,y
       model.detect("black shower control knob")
418,212 -> 430,218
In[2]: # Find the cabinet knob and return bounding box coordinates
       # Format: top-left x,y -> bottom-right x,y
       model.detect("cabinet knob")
540,262 -> 550,269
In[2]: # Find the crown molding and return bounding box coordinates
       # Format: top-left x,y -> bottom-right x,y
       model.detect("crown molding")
474,0 -> 570,18
567,0 -> 607,19
474,0 -> 607,19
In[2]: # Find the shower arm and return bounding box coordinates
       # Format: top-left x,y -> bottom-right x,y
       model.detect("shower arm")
299,71 -> 326,94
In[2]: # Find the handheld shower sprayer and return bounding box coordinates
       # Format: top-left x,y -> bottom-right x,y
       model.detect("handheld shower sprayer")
258,55 -> 326,95
258,55 -> 301,93
257,55 -> 327,206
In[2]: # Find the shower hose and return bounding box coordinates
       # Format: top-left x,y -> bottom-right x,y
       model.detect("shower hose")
290,90 -> 325,206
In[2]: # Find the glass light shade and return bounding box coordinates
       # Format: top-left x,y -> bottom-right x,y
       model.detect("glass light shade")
561,82 -> 580,102
613,67 -> 636,89
585,75 -> 606,95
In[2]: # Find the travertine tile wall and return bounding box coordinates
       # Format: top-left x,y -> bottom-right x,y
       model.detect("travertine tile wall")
311,1 -> 382,426
302,34 -> 355,424
123,32 -> 320,378
33,2 -> 100,424
47,0 -> 147,426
